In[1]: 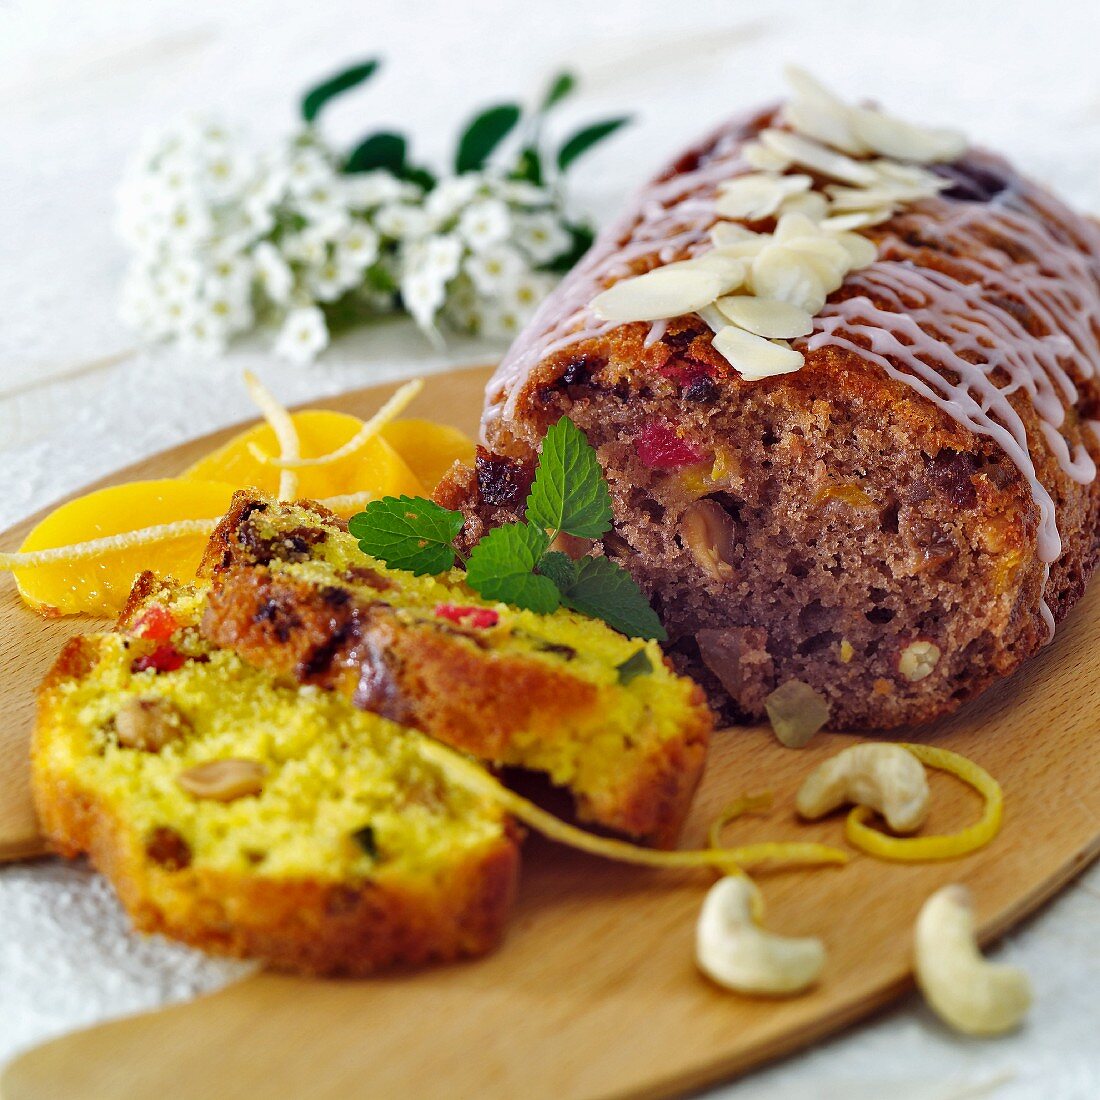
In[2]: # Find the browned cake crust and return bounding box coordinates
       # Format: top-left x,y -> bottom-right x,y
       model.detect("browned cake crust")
192,493 -> 710,848
441,109 -> 1100,730
34,635 -> 521,976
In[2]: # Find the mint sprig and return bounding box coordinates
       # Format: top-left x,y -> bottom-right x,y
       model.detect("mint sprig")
349,416 -> 665,641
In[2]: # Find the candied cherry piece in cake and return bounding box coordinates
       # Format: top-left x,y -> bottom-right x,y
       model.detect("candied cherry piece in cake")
634,421 -> 708,469
130,605 -> 178,642
131,644 -> 187,674
435,603 -> 500,629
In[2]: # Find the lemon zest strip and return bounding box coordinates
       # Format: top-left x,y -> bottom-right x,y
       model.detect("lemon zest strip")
243,371 -> 300,500
846,743 -> 1003,862
247,378 -> 424,470
707,791 -> 774,850
416,739 -> 848,874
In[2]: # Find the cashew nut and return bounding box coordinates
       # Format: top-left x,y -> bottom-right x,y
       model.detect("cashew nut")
696,876 -> 826,996
796,743 -> 929,833
914,884 -> 1032,1036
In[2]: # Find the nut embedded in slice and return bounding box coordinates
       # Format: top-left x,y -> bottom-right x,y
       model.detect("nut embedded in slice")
850,106 -> 966,164
715,296 -> 814,340
680,499 -> 737,582
898,639 -> 942,682
115,697 -> 191,753
765,680 -> 831,748
591,264 -> 725,323
177,758 -> 267,802
712,326 -> 804,381
757,129 -> 879,186
715,173 -> 812,221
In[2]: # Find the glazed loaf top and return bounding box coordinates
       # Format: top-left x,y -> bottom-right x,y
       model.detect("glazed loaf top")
481,75 -> 1100,637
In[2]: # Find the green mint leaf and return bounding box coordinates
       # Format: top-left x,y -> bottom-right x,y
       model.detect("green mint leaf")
512,146 -> 543,186
615,648 -> 653,685
348,496 -> 463,575
535,550 -> 576,591
456,104 -> 521,172
301,59 -> 381,124
556,116 -> 631,172
559,556 -> 667,641
465,523 -> 559,614
540,71 -> 577,113
541,221 -> 595,273
346,131 -> 406,174
526,416 -> 613,540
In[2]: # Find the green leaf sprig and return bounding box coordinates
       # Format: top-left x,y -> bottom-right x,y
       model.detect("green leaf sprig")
348,417 -> 666,641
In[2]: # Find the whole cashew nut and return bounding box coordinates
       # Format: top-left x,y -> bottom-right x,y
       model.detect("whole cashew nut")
796,743 -> 929,833
914,884 -> 1032,1036
696,876 -> 826,996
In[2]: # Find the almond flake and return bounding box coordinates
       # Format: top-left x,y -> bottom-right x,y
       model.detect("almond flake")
743,141 -> 792,172
782,98 -> 866,157
777,190 -> 829,222
712,326 -> 804,381
715,295 -> 814,339
685,252 -> 748,292
850,106 -> 966,164
826,183 -> 934,211
774,211 -> 825,244
591,264 -> 724,323
709,221 -> 762,248
715,172 -> 812,221
782,234 -> 852,280
757,129 -> 878,186
750,244 -> 829,314
832,230 -> 877,268
821,208 -> 895,231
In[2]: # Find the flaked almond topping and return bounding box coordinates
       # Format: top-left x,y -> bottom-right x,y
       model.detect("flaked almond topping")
749,245 -> 829,315
177,758 -> 267,801
687,252 -> 749,290
765,679 -> 831,748
712,326 -> 804,381
709,221 -> 761,248
849,106 -> 966,164
776,190 -> 829,221
680,499 -> 737,583
715,172 -> 812,221
898,640 -> 942,682
826,181 -> 940,211
715,295 -> 813,340
831,230 -> 878,268
743,141 -> 791,172
115,696 -> 191,753
782,65 -> 867,155
591,264 -> 725,323
820,207 -> 895,232
757,129 -> 879,186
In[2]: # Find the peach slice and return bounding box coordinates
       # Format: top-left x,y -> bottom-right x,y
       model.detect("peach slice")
379,418 -> 475,492
14,479 -> 239,617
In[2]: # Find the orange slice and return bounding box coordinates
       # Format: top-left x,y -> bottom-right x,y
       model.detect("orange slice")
182,410 -> 426,511
13,479 -> 239,617
380,418 -> 476,492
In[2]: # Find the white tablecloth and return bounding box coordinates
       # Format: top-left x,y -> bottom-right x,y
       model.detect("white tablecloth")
2,1 -> 1098,1095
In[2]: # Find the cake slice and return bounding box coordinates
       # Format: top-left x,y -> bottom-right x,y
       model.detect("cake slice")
182,491 -> 712,848
33,612 -> 520,975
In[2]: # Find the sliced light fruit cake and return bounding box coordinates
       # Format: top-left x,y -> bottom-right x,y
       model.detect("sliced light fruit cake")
179,491 -> 712,848
33,617 -> 519,975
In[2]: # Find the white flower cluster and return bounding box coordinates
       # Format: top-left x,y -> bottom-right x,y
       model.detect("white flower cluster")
116,115 -> 578,363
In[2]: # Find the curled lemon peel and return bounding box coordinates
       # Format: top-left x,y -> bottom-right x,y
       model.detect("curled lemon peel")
417,741 -> 848,874
707,791 -> 775,850
248,378 -> 424,471
243,371 -> 300,500
845,743 -> 1003,861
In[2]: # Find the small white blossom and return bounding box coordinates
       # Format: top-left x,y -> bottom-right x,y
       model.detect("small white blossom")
514,211 -> 572,265
333,221 -> 380,271
253,242 -> 294,305
275,306 -> 329,364
505,271 -> 556,317
307,253 -> 361,302
400,266 -> 448,333
425,174 -> 483,223
285,147 -> 333,196
375,202 -> 431,241
282,228 -> 329,267
458,198 -> 511,252
343,171 -> 417,210
161,196 -> 214,251
479,301 -> 523,339
493,178 -> 552,208
463,243 -> 526,295
177,303 -> 230,358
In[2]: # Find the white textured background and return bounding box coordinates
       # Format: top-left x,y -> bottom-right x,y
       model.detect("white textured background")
2,1 -> 1099,1096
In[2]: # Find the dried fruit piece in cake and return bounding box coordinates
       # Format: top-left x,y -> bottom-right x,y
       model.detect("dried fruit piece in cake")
33,628 -> 519,975
150,491 -> 712,848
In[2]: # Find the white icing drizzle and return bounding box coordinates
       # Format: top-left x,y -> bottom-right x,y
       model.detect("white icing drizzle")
483,117 -> 1100,638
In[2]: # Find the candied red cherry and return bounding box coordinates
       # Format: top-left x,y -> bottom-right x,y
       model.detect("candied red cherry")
434,603 -> 500,629
131,605 -> 178,643
131,645 -> 187,674
634,422 -> 707,469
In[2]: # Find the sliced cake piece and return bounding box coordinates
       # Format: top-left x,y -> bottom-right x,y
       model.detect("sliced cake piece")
184,491 -> 712,848
33,618 -> 519,975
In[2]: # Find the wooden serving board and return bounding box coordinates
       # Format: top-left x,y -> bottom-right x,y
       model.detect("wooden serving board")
3,363 -> 1099,1100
